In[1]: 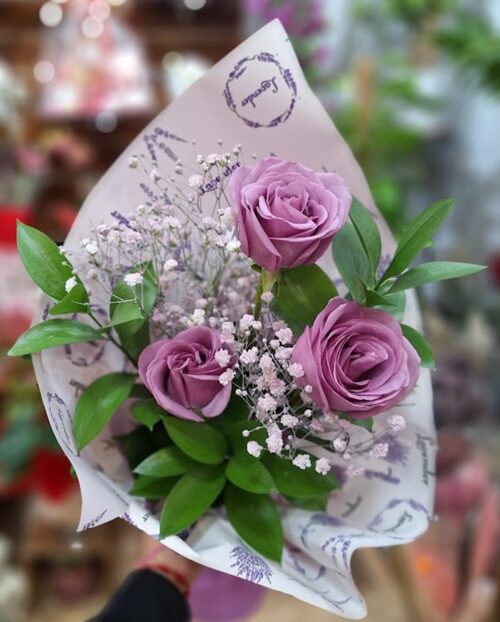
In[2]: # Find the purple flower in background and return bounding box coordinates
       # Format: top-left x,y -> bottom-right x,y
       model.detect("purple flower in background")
292,298 -> 420,418
138,326 -> 236,422
230,157 -> 351,272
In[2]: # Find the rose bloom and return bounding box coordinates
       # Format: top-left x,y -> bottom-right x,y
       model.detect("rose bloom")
292,298 -> 420,418
138,326 -> 236,421
229,157 -> 351,272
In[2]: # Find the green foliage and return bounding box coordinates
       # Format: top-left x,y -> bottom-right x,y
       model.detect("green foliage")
226,453 -> 276,495
160,468 -> 226,537
381,199 -> 454,280
17,222 -> 74,301
164,417 -> 228,465
134,446 -> 198,478
129,475 -> 178,500
8,320 -> 103,357
263,454 -> 338,498
272,264 -> 338,332
387,261 -> 485,293
73,372 -> 137,452
349,199 -> 382,276
116,423 -> 170,470
49,283 -> 89,316
401,324 -> 436,369
225,484 -> 283,562
130,399 -> 164,431
332,222 -> 373,303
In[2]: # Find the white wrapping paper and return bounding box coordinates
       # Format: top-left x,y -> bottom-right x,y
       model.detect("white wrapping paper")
32,21 -> 436,618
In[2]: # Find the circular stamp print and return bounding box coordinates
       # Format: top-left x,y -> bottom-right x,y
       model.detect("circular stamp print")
224,52 -> 297,129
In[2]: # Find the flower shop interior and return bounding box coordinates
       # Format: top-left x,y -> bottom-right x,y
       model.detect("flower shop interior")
0,1 -> 499,621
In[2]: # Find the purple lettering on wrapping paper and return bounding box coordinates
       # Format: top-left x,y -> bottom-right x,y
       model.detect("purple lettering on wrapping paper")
46,392 -> 75,454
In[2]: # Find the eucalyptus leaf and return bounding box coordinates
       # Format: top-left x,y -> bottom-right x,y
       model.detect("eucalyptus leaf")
134,446 -> 198,478
8,319 -> 103,357
381,199 -> 454,280
263,454 -> 338,498
73,372 -> 137,452
272,264 -> 338,333
401,324 -> 435,370
17,222 -> 73,301
225,485 -> 283,562
164,417 -> 228,465
332,222 -> 372,302
349,199 -> 382,276
388,261 -> 485,293
160,468 -> 226,537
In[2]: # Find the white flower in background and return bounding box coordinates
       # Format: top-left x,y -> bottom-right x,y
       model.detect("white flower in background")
292,454 -> 311,470
333,437 -> 348,453
128,156 -> 139,169
226,239 -> 241,252
257,394 -> 278,413
192,308 -> 205,325
124,272 -> 143,287
188,174 -> 204,188
281,414 -> 299,427
84,241 -> 98,255
240,347 -> 258,365
266,431 -> 283,455
287,363 -> 304,378
261,291 -> 274,304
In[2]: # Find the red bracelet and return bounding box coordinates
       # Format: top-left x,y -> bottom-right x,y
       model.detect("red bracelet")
141,563 -> 191,597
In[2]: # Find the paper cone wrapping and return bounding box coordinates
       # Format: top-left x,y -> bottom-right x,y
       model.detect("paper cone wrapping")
32,21 -> 435,618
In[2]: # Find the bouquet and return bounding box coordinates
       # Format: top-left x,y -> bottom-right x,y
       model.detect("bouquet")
8,21 -> 484,617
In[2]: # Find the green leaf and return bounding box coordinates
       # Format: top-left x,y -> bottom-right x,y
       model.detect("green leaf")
17,222 -> 73,301
8,319 -> 103,356
332,222 -> 372,302
349,199 -> 382,277
210,394 -> 249,433
110,262 -> 157,340
388,261 -> 485,293
121,321 -> 151,362
116,423 -> 170,469
225,485 -> 283,562
381,199 -> 454,280
131,399 -> 164,431
129,475 -> 178,499
349,416 -> 374,432
272,264 -> 338,332
286,494 -> 329,512
49,282 -> 89,316
366,289 -> 406,318
73,372 -> 137,452
263,454 -> 338,498
164,417 -> 228,465
401,324 -> 435,370
160,468 -> 226,537
226,453 -> 276,494
134,446 -> 198,478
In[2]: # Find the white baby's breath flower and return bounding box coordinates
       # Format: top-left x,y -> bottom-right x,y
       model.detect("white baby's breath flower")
247,441 -> 263,458
163,259 -> 178,272
372,443 -> 389,459
226,239 -> 241,252
218,368 -> 235,386
128,156 -> 139,169
188,174 -> 204,188
287,363 -> 304,378
124,272 -> 143,287
239,347 -> 258,365
192,308 -> 205,325
214,349 -> 231,367
293,454 -> 311,470
261,291 -> 274,304
64,276 -> 78,293
281,414 -> 299,427
387,414 -> 406,432
84,242 -> 98,255
257,394 -> 277,412
315,457 -> 331,475
276,327 -> 293,344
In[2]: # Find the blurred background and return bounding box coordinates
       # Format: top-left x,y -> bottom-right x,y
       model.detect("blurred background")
0,1 -> 499,621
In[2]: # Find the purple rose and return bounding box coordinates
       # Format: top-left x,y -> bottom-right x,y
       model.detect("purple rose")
292,298 -> 420,418
138,326 -> 236,422
229,157 -> 351,272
